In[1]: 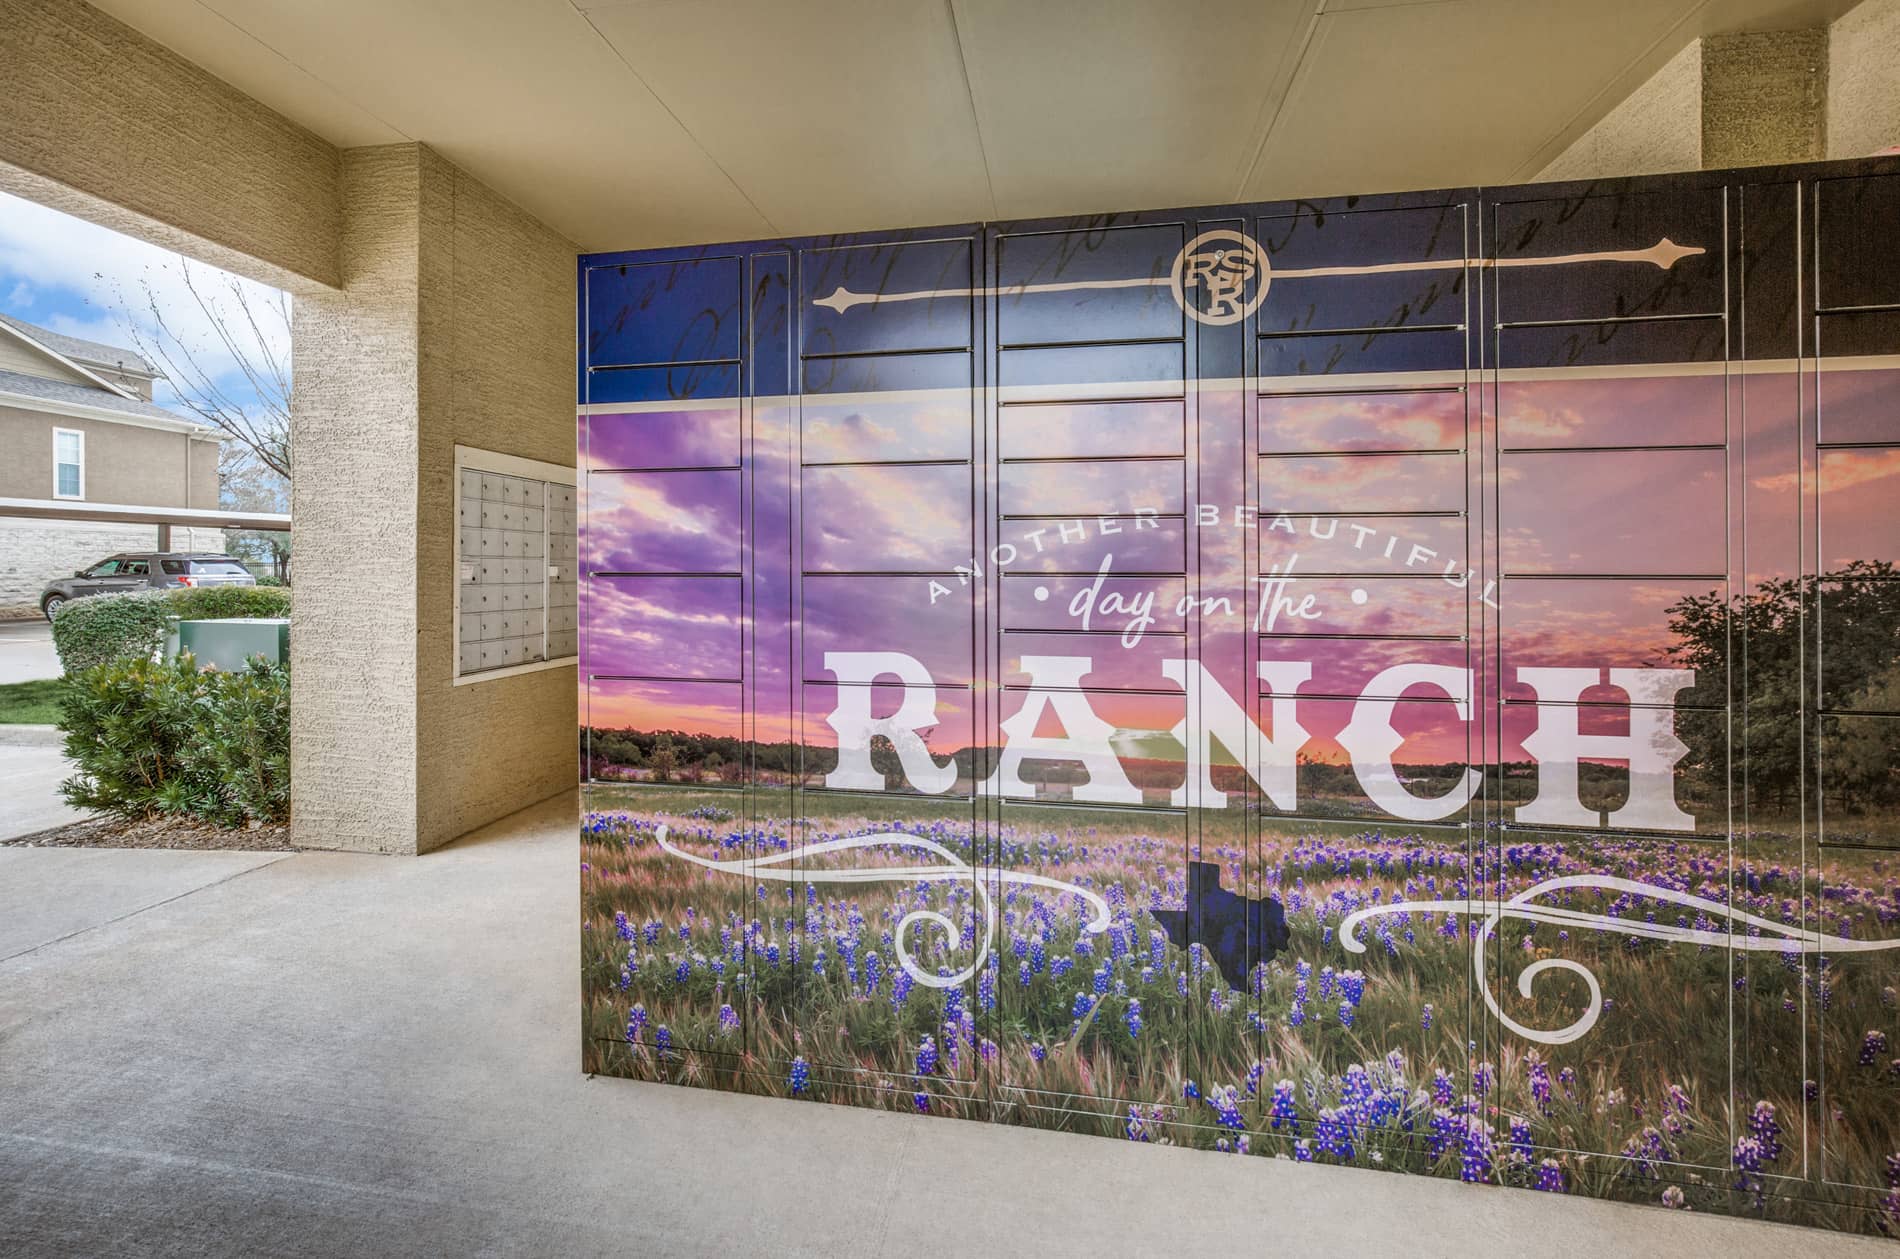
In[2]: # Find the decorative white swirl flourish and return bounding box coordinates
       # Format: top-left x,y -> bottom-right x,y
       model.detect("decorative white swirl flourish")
1340,874 -> 1900,1045
655,825 -> 1112,989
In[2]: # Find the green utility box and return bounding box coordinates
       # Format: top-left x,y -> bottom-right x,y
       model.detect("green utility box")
166,618 -> 290,671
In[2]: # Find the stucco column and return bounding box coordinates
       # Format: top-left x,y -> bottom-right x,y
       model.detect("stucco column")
1533,27 -> 1832,182
291,143 -> 578,855
1701,30 -> 1827,168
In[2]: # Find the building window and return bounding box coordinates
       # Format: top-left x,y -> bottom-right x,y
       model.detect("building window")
53,428 -> 84,499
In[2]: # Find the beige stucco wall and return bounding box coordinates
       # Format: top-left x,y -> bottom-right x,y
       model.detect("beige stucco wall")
293,144 -> 577,855
1700,29 -> 1828,169
0,403 -> 219,507
0,0 -> 339,293
1535,42 -> 1702,183
291,147 -> 426,853
1,3 -> 576,853
1830,0 -> 1900,157
1539,8 -> 1895,183
413,152 -> 580,854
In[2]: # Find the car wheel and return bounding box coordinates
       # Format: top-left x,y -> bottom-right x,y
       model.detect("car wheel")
41,594 -> 67,622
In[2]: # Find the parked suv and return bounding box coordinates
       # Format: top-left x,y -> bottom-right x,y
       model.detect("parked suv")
41,553 -> 257,620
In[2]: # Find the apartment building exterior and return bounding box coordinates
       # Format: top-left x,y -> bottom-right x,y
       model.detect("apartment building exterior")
0,312 -> 223,617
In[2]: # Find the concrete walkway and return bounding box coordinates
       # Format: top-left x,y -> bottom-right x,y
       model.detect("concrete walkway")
0,619 -> 82,842
0,792 -> 1887,1257
0,727 -> 90,841
0,619 -> 60,685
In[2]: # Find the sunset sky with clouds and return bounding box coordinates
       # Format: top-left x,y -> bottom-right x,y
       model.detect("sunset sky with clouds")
579,363 -> 1899,801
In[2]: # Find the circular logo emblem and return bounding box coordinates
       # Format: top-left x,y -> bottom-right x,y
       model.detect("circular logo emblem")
1169,229 -> 1270,326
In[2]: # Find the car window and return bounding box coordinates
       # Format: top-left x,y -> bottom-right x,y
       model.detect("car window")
189,560 -> 253,576
87,561 -> 120,577
160,559 -> 188,575
122,561 -> 149,576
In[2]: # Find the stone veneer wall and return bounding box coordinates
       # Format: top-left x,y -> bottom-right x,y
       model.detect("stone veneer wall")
0,520 -> 226,620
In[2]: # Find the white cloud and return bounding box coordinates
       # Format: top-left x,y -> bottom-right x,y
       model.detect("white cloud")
0,189 -> 290,408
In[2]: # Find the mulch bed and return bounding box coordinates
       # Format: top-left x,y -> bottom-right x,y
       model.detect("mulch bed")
2,813 -> 294,851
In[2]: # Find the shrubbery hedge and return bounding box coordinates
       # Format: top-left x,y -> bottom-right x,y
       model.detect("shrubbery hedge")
59,653 -> 290,826
50,586 -> 292,674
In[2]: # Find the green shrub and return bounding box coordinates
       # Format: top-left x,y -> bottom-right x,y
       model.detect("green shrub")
169,583 -> 292,621
256,575 -> 287,588
59,653 -> 290,826
51,585 -> 292,674
49,591 -> 173,674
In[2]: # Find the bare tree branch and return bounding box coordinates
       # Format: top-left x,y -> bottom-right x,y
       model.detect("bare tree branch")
110,259 -> 291,482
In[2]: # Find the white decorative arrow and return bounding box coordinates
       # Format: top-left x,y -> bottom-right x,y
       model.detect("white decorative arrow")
812,237 -> 1704,314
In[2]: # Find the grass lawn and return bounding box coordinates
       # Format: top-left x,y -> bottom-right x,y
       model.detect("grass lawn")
0,678 -> 63,724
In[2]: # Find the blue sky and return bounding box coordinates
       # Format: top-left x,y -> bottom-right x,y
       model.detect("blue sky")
0,188 -> 289,421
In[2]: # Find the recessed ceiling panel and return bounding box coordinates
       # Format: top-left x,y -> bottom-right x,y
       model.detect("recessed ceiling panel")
1244,0 -> 1700,201
581,0 -> 994,235
953,0 -> 1308,218
92,0 -> 777,249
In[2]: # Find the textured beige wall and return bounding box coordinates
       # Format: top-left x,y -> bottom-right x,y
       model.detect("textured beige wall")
292,144 -> 576,855
0,404 -> 219,507
1830,0 -> 1900,157
413,148 -> 579,854
290,146 -> 425,852
1536,26 -> 1838,181
0,4 -> 573,853
1536,42 -> 1703,183
0,0 -> 339,293
1702,29 -> 1828,168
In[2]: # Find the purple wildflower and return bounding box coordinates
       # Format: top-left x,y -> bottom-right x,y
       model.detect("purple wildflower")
1269,1080 -> 1298,1133
1315,1107 -> 1354,1159
1459,1117 -> 1494,1183
1528,1056 -> 1552,1115
1749,1101 -> 1782,1163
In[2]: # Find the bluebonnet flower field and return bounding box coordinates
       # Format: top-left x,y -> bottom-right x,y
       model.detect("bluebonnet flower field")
581,784 -> 1900,1234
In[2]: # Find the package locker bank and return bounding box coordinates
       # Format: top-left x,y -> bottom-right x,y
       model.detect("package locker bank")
573,158 -> 1900,1235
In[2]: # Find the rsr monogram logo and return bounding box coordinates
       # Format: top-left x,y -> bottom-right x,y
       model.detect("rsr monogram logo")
1169,229 -> 1269,326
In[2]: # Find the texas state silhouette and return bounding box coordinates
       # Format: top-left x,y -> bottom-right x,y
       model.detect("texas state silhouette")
1148,861 -> 1291,991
